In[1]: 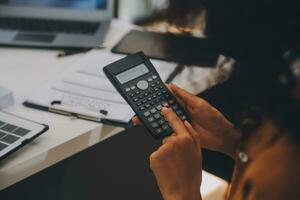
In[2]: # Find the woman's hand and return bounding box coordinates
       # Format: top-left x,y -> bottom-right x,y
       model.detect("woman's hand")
133,84 -> 241,158
150,107 -> 202,200
170,84 -> 241,158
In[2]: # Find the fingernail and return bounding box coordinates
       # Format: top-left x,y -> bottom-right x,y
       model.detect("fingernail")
172,83 -> 178,88
184,120 -> 191,127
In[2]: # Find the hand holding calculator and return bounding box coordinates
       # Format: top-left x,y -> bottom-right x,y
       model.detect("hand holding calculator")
103,52 -> 189,139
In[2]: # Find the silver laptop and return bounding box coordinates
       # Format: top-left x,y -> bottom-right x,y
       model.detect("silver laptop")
0,0 -> 114,49
0,111 -> 48,160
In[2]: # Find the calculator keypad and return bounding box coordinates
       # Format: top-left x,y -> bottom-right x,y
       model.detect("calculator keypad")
126,75 -> 188,136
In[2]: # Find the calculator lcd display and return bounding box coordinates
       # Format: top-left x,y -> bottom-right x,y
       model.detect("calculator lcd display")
116,64 -> 149,84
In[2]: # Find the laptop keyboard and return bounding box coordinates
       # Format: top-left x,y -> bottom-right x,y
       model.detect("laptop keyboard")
0,121 -> 31,151
0,17 -> 100,35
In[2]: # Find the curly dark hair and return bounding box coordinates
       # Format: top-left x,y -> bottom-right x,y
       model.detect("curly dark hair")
202,0 -> 300,140
164,0 -> 300,140
234,46 -> 300,142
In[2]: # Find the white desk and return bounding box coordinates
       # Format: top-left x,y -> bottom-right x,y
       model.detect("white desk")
0,20 -> 228,199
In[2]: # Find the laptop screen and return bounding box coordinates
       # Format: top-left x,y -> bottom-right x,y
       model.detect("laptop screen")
0,0 -> 107,10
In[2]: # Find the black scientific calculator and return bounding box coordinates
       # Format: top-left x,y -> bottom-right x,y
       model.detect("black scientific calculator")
103,52 -> 188,139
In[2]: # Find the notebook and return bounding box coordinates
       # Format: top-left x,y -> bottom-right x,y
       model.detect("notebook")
23,50 -> 178,127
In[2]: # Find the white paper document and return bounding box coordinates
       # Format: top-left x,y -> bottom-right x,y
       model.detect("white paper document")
25,50 -> 177,124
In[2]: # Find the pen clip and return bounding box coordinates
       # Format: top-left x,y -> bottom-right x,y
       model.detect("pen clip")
50,99 -> 108,122
51,100 -> 62,106
49,107 -> 72,116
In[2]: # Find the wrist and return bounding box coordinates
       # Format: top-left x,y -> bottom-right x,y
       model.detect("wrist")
223,124 -> 241,158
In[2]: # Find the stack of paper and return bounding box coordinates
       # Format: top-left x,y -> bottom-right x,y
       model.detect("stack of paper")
24,50 -> 177,125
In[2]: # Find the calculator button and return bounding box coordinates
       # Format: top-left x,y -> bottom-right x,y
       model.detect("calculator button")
139,95 -> 143,99
151,122 -> 159,128
150,108 -> 157,113
154,113 -> 161,119
151,83 -> 156,87
137,80 -> 149,90
144,111 -> 151,117
156,105 -> 162,110
162,90 -> 167,94
147,97 -> 152,101
131,86 -> 136,90
154,88 -> 159,92
158,92 -> 162,96
146,104 -> 151,108
152,95 -> 157,99
162,124 -> 170,130
158,119 -> 165,125
150,102 -> 155,106
140,106 -> 145,111
149,89 -> 154,94
148,78 -> 153,82
176,110 -> 183,115
156,81 -> 160,85
144,93 -> 149,96
156,128 -> 163,134
133,98 -> 139,102
152,75 -> 158,79
159,86 -> 163,89
148,117 -> 155,122
155,99 -> 160,103
180,115 -> 187,120
125,88 -> 131,92
135,91 -> 140,95
130,93 -> 135,97
137,102 -> 142,106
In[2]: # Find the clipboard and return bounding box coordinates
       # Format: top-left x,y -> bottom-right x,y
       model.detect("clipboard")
23,50 -> 178,128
